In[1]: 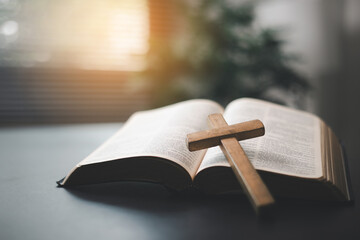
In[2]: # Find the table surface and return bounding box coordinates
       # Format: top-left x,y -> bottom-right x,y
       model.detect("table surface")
0,123 -> 359,240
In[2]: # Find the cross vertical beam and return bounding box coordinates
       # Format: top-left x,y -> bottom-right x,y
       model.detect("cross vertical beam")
187,113 -> 274,213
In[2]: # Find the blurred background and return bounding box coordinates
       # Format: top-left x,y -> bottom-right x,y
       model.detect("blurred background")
0,0 -> 359,160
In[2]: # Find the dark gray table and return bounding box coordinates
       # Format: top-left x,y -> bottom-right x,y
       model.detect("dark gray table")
1,123 -> 359,240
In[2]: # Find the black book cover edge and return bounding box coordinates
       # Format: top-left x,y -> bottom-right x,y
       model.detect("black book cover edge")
341,142 -> 355,203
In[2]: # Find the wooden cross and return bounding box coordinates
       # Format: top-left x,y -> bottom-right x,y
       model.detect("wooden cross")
187,113 -> 274,213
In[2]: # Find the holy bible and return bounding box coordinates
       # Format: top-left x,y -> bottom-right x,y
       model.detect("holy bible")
58,98 -> 352,201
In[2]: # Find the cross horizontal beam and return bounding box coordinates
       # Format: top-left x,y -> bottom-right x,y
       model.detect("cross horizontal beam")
187,119 -> 265,151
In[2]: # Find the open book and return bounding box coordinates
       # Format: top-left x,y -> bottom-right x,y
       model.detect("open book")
58,98 -> 352,201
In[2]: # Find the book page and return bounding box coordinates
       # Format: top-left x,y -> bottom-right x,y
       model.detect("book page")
198,98 -> 322,178
79,100 -> 224,178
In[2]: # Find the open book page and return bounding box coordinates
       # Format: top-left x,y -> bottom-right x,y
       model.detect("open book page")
79,100 -> 224,178
197,98 -> 323,178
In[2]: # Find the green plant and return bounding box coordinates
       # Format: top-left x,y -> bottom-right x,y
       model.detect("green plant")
144,0 -> 309,106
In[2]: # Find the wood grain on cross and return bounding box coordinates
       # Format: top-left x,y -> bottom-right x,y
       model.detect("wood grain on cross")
187,113 -> 274,213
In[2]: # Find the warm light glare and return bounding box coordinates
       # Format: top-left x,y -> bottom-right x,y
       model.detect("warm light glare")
110,10 -> 149,55
0,0 -> 149,71
74,0 -> 149,71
